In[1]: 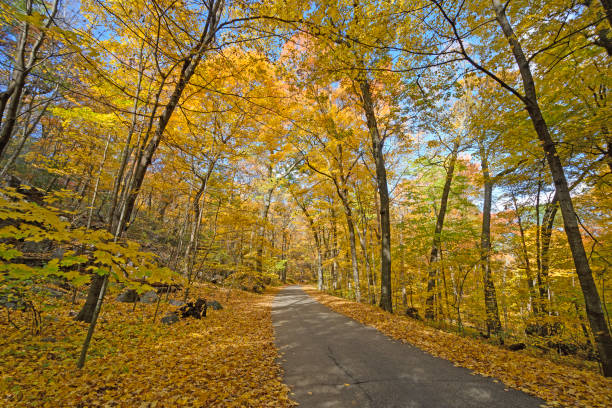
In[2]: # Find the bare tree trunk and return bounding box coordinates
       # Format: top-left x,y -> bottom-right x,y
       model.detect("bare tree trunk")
540,199 -> 557,314
331,206 -> 339,291
183,179 -> 207,300
0,88 -> 55,177
341,196 -> 361,302
355,186 -> 374,303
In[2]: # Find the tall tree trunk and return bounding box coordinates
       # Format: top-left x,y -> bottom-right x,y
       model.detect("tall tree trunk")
335,188 -> 361,302
331,206 -> 339,291
492,0 -> 612,375
183,165 -> 214,301
358,78 -> 392,312
425,142 -> 459,319
511,193 -> 539,315
540,199 -> 557,314
257,184 -> 274,275
479,140 -> 502,338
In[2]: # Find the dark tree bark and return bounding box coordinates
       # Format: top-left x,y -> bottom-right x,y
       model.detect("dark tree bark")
75,273 -> 105,322
540,199 -> 557,312
358,78 -> 392,312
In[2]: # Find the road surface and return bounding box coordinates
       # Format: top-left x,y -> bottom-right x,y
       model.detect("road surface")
272,285 -> 543,408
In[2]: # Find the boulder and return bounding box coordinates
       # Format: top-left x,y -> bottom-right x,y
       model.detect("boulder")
161,312 -> 179,325
178,298 -> 207,319
507,343 -> 526,351
140,290 -> 159,304
116,289 -> 139,303
207,300 -> 223,310
32,286 -> 66,299
0,294 -> 26,310
405,307 -> 421,320
210,275 -> 224,284
168,299 -> 185,307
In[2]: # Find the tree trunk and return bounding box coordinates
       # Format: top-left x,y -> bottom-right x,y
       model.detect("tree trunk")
359,78 -> 392,312
75,273 -> 105,322
512,193 -> 539,315
540,199 -> 558,313
492,0 -> 612,375
481,176 -> 502,337
257,184 -> 274,275
335,189 -> 361,302
425,143 -> 459,319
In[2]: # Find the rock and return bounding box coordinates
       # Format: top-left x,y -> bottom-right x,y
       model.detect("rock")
525,321 -> 563,337
547,341 -> 578,356
21,239 -> 55,255
140,290 -> 159,304
0,294 -> 26,310
207,300 -> 223,310
161,313 -> 179,325
51,247 -> 66,260
168,299 -> 185,307
2,175 -> 45,204
405,307 -> 421,320
241,284 -> 264,294
178,298 -> 207,319
116,289 -> 139,303
210,275 -> 224,284
508,343 -> 526,351
32,286 -> 66,299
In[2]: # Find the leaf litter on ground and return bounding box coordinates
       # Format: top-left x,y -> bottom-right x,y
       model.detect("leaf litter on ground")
0,283 -> 295,407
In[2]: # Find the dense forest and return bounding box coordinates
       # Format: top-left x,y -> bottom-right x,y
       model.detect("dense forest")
0,0 -> 611,399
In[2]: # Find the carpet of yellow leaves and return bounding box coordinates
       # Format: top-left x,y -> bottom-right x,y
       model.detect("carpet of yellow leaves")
0,284 -> 294,407
303,286 -> 612,408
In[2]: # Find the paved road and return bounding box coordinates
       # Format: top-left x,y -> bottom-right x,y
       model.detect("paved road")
272,286 -> 543,408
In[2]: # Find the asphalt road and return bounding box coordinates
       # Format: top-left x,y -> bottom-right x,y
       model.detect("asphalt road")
272,285 -> 544,408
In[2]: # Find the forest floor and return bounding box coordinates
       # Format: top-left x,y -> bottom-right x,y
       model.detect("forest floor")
303,286 -> 612,408
0,283 -> 294,407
